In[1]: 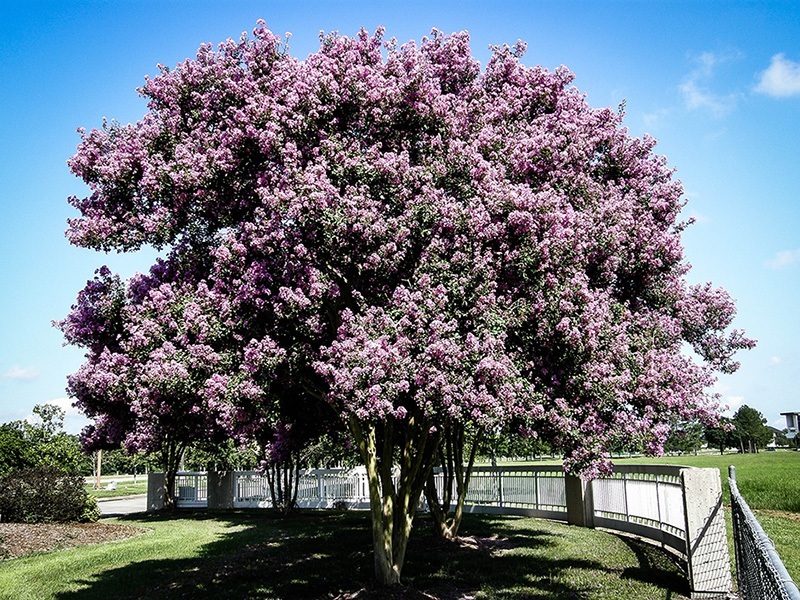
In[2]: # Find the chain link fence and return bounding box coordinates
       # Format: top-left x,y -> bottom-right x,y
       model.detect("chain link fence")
729,465 -> 800,600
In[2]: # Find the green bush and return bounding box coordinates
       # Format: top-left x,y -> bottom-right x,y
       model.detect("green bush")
0,466 -> 100,523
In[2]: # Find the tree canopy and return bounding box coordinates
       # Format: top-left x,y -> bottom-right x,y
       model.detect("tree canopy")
0,405 -> 88,476
60,24 -> 754,585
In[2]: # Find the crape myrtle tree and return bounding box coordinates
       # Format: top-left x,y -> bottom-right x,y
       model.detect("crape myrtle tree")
62,24 -> 753,585
58,262 -> 243,507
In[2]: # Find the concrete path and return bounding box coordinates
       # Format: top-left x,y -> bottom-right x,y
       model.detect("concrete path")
98,494 -> 147,517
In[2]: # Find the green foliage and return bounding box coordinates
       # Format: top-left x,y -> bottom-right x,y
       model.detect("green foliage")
664,420 -> 704,454
775,430 -> 791,447
732,405 -> 772,453
0,405 -> 90,477
0,423 -> 31,475
0,466 -> 100,523
183,440 -> 259,472
99,448 -> 156,476
479,426 -> 552,462
704,417 -> 734,454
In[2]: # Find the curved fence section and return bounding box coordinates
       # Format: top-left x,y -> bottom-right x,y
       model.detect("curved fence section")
154,464 -> 731,598
729,465 -> 800,600
591,465 -> 686,555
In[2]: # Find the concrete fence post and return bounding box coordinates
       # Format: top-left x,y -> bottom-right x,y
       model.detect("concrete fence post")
207,471 -> 234,509
564,473 -> 594,528
680,467 -> 731,599
147,472 -> 166,512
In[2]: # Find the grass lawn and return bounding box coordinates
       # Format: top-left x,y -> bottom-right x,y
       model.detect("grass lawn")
86,480 -> 148,500
0,510 -> 690,599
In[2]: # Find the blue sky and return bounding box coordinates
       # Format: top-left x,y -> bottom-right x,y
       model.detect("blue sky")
1,1 -> 798,435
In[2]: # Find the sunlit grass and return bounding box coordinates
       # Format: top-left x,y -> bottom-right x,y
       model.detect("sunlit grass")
0,510 -> 690,599
86,480 -> 148,499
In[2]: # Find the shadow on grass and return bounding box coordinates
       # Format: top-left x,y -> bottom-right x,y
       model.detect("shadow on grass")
53,511 -> 688,599
617,534 -> 691,597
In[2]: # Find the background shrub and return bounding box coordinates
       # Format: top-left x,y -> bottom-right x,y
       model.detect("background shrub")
0,466 -> 100,523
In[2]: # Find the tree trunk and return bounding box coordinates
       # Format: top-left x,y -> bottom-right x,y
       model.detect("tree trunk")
159,438 -> 187,510
349,413 -> 440,587
424,425 -> 482,540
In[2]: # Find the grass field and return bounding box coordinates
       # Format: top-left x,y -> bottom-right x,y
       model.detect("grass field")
86,480 -> 148,499
0,510 -> 690,599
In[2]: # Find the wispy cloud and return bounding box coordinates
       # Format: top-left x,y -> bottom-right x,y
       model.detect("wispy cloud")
722,395 -> 746,417
766,249 -> 800,270
679,51 -> 741,117
770,356 -> 782,366
2,365 -> 39,381
755,54 -> 800,98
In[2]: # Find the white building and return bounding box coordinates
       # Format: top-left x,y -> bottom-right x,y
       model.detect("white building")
780,412 -> 800,439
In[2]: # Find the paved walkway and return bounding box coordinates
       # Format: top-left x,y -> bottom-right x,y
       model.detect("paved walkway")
98,494 -> 147,517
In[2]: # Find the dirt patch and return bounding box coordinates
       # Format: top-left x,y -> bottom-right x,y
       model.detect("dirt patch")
0,522 -> 146,560
755,509 -> 800,523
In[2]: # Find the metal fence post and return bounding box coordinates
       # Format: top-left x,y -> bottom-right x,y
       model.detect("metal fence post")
317,471 -> 325,501
498,470 -> 504,508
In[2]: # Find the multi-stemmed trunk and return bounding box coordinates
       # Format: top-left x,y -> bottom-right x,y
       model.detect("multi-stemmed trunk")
160,438 -> 187,510
424,424 -> 483,540
266,449 -> 302,514
349,413 -> 441,587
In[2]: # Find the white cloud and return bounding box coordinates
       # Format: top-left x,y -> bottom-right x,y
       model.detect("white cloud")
770,356 -> 782,366
766,249 -> 800,270
722,395 -> 745,417
2,365 -> 39,381
642,107 -> 673,130
679,51 -> 741,117
755,54 -> 800,98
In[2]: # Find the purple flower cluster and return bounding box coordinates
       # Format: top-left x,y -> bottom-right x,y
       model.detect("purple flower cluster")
61,24 -> 753,477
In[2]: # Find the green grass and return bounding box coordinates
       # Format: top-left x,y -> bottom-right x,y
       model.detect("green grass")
86,480 -> 148,499
613,450 -> 800,512
0,510 -> 691,599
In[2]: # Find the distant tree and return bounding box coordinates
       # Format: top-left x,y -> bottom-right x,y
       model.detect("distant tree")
775,430 -> 790,448
0,405 -> 88,476
665,420 -> 704,455
0,423 -> 31,476
704,417 -> 735,454
732,405 -> 771,453
25,405 -> 88,475
100,448 -> 156,476
183,439 -> 259,472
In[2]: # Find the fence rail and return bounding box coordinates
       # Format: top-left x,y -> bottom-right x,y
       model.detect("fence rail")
151,463 -> 731,598
729,465 -> 800,600
591,465 -> 687,555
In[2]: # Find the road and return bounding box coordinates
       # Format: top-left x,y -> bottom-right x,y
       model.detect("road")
98,494 -> 148,517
